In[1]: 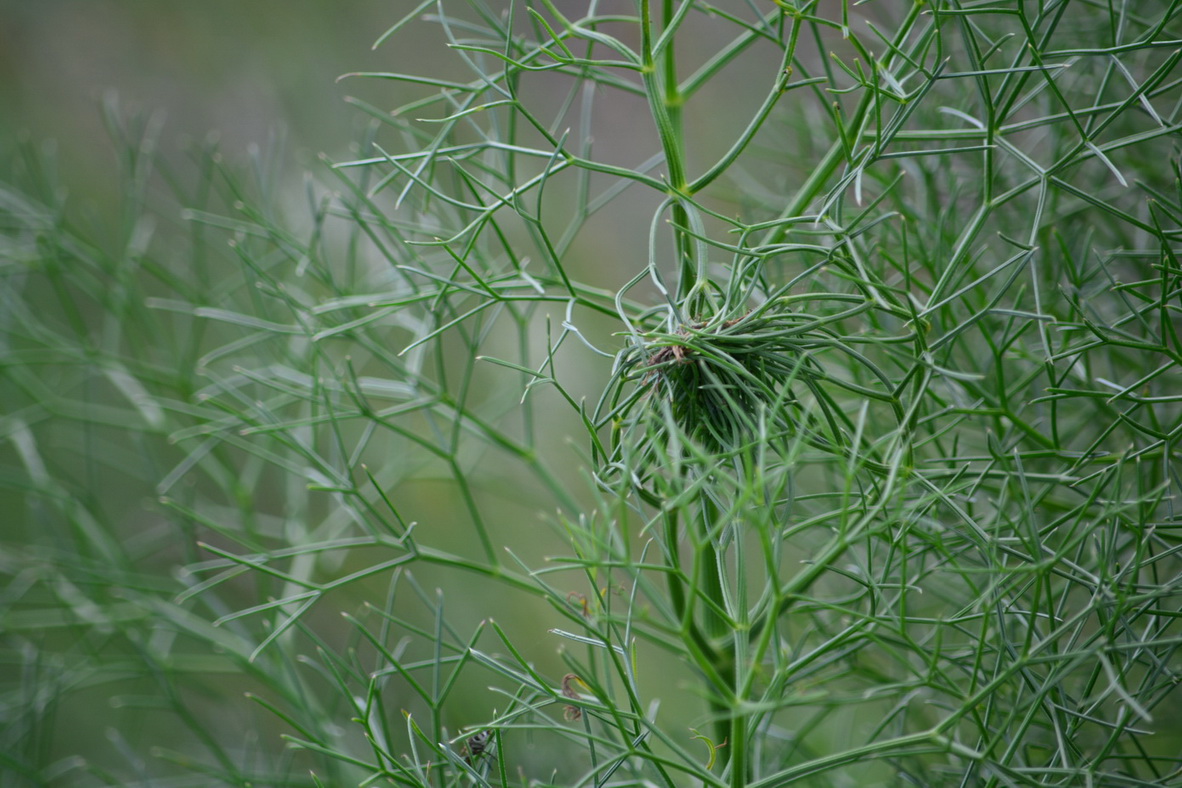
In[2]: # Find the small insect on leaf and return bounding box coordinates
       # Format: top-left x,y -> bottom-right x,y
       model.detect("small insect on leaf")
566,591 -> 591,618
464,729 -> 494,765
562,673 -> 586,721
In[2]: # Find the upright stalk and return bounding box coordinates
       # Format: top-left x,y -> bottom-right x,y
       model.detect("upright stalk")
639,1 -> 746,779
639,0 -> 701,311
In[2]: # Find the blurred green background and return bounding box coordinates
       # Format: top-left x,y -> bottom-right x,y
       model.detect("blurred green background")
0,0 -> 406,168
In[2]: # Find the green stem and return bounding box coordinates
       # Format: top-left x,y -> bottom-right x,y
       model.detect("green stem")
662,508 -> 719,664
640,0 -> 700,307
638,0 -> 686,191
695,496 -> 743,776
729,712 -> 748,788
696,497 -> 729,640
661,0 -> 680,123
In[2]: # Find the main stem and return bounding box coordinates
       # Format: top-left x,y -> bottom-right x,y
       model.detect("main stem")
696,497 -> 744,784
639,0 -> 701,311
641,1 -> 747,781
